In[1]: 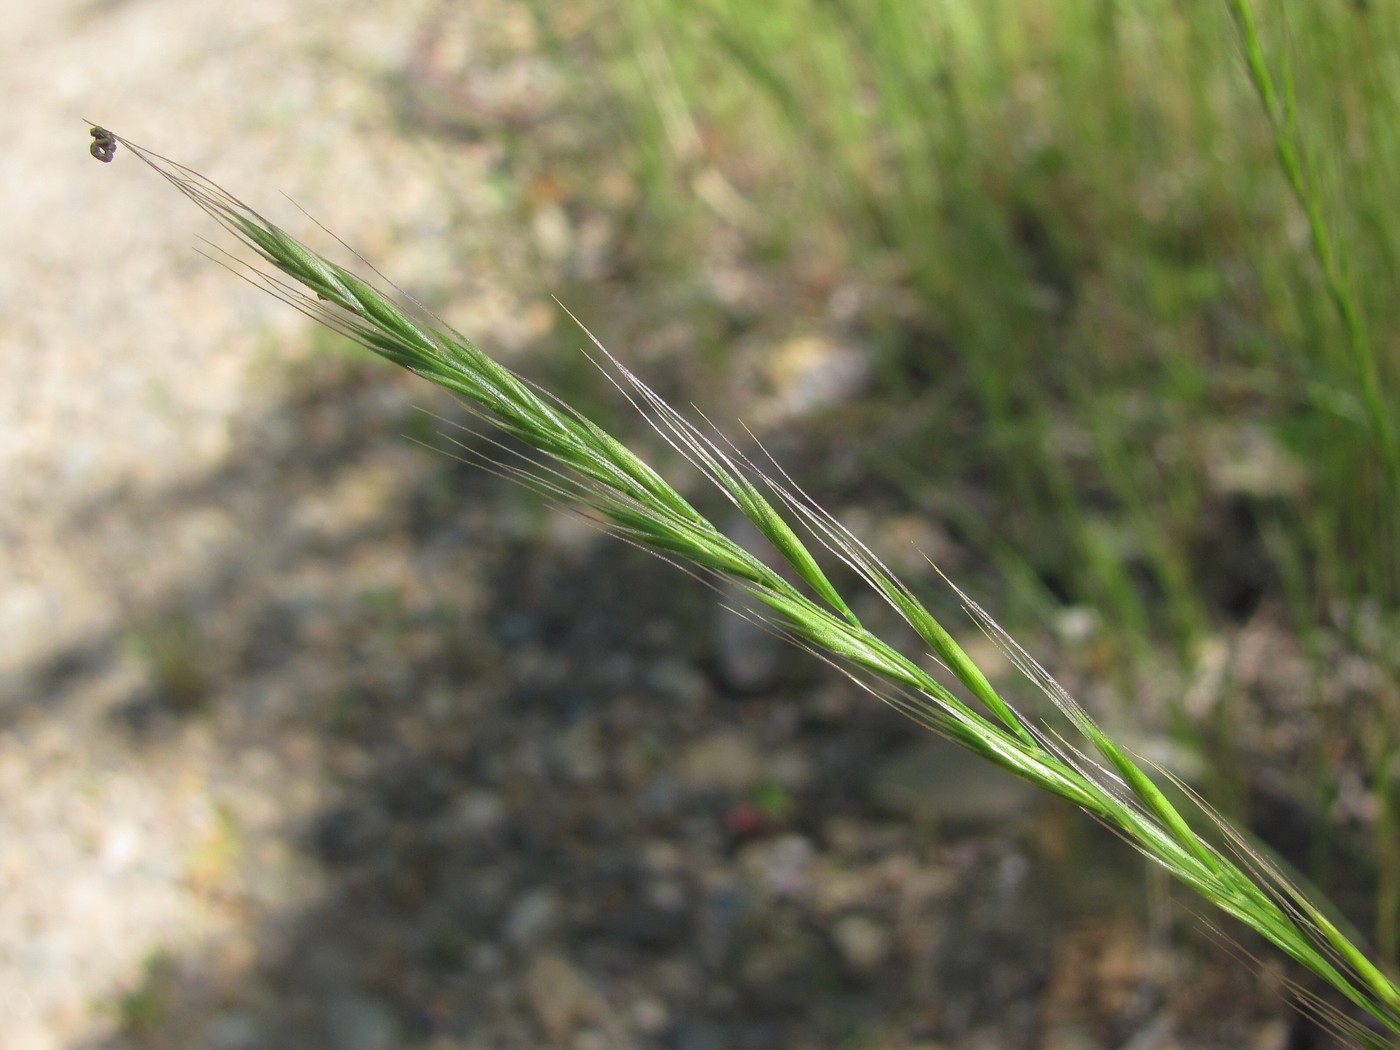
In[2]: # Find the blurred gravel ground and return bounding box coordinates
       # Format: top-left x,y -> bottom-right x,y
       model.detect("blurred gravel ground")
0,2 -> 1344,1048
1,2 -> 559,1046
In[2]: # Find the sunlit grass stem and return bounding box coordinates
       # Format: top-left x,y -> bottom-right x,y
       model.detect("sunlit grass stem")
1228,0 -> 1400,505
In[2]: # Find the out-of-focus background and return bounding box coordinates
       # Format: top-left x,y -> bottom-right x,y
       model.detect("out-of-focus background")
3,1 -> 1397,1047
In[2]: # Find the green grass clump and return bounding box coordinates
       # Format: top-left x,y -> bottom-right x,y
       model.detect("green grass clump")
98,127 -> 1400,1043
609,0 -> 1400,650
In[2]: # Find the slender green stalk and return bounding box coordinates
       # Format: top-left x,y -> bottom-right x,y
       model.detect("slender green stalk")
1228,0 -> 1400,516
96,128 -> 1400,1042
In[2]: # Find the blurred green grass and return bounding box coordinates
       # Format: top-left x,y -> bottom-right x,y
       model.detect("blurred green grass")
603,0 -> 1400,640
565,0 -> 1400,960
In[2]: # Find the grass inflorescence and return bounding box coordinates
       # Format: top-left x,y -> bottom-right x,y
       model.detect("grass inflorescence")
98,126 -> 1400,1043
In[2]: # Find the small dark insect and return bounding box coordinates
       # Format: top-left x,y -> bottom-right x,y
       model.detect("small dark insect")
89,126 -> 117,163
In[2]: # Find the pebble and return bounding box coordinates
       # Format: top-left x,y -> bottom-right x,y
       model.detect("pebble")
760,334 -> 871,422
524,952 -> 605,1042
767,746 -> 812,789
697,883 -> 749,967
869,737 -> 1040,826
321,993 -> 399,1050
203,1012 -> 262,1050
556,718 -> 606,784
643,658 -> 710,706
435,790 -> 507,839
832,914 -> 891,973
668,1021 -> 729,1050
712,597 -> 790,694
504,887 -> 562,946
1054,605 -> 1100,645
631,996 -> 670,1034
679,730 -> 763,792
712,517 -> 793,694
739,834 -> 815,900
